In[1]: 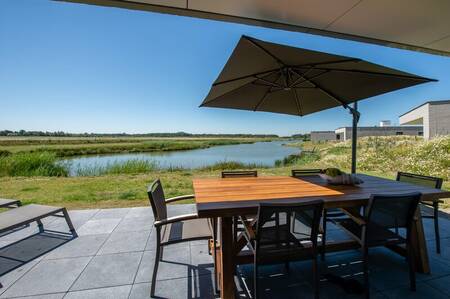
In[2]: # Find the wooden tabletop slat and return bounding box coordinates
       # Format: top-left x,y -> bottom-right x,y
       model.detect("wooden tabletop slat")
193,174 -> 450,218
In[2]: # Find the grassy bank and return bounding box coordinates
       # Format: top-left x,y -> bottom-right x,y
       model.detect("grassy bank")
0,137 -> 269,157
0,136 -> 448,210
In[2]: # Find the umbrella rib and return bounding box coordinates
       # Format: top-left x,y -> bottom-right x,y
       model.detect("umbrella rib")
296,66 -> 437,82
292,88 -> 303,116
201,71 -> 280,107
243,36 -> 286,67
287,66 -> 302,115
253,72 -> 283,111
290,68 -> 349,108
212,68 -> 279,87
253,76 -> 282,88
291,70 -> 330,88
293,58 -> 361,68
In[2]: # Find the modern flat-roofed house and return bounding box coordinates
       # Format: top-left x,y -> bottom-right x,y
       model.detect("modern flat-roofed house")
310,131 -> 336,142
399,100 -> 450,140
335,126 -> 423,141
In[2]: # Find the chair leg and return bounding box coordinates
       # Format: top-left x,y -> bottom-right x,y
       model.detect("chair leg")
254,263 -> 259,299
407,242 -> 417,291
62,208 -> 77,237
362,245 -> 370,299
151,230 -> 162,298
159,246 -> 164,261
36,219 -> 44,233
312,254 -> 320,299
433,202 -> 441,254
321,210 -> 327,261
212,217 -> 219,294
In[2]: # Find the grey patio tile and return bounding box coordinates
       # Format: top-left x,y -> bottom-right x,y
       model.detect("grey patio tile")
425,274 -> 450,297
91,208 -> 130,220
97,231 -> 150,255
0,259 -> 40,296
125,207 -> 153,219
64,285 -> 131,299
167,204 -> 196,217
70,252 -> 142,291
0,226 -> 40,243
144,230 -> 186,252
190,244 -> 214,277
47,210 -> 99,231
0,257 -> 91,298
130,275 -> 215,299
44,234 -> 109,260
8,294 -> 65,299
135,244 -> 191,283
76,219 -> 121,236
189,240 -> 209,246
113,217 -> 153,233
381,282 -> 448,299
0,234 -> 72,264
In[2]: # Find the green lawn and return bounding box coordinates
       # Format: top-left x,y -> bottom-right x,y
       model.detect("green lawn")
0,136 -> 448,210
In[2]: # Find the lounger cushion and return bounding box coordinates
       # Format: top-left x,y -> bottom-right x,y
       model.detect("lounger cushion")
0,204 -> 63,232
161,218 -> 211,244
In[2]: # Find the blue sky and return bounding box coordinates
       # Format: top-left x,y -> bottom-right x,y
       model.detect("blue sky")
1,0 -> 449,136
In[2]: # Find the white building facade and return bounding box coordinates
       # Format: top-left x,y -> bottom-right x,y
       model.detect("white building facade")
399,100 -> 450,140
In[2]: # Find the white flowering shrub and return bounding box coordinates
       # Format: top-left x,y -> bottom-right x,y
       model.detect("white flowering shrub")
310,135 -> 450,180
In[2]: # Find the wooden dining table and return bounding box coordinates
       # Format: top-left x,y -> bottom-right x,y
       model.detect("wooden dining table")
193,174 -> 450,299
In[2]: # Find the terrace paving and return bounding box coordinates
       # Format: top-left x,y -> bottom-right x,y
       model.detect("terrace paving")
0,204 -> 449,298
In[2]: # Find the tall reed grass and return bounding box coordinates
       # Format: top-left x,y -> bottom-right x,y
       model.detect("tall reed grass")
0,152 -> 69,177
75,159 -> 160,176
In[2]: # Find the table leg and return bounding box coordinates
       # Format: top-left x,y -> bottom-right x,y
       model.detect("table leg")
220,217 -> 235,299
411,210 -> 430,274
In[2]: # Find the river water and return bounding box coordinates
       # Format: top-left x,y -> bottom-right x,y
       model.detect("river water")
63,141 -> 300,176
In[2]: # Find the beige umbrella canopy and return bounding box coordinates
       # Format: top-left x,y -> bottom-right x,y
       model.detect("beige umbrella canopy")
200,35 -> 436,172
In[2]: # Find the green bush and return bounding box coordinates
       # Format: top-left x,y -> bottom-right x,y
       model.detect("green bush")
200,161 -> 266,171
0,152 -> 69,177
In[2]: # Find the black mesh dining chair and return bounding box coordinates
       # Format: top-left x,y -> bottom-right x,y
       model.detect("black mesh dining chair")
240,201 -> 324,299
147,179 -> 212,297
397,172 -> 444,253
222,170 -> 258,178
334,192 -> 422,299
291,169 -> 346,260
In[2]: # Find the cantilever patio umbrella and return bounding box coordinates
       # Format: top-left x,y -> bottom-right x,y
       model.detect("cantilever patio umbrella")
200,36 -> 436,173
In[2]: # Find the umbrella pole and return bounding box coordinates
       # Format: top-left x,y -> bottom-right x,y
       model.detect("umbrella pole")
349,102 -> 360,174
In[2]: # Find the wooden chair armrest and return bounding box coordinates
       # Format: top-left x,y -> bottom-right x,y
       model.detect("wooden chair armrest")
154,213 -> 198,227
341,208 -> 367,226
165,194 -> 195,204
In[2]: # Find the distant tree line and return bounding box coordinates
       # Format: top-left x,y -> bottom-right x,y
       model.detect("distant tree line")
291,133 -> 310,140
0,130 -> 280,138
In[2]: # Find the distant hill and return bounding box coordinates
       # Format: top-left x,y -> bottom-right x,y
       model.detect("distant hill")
0,130 -> 279,138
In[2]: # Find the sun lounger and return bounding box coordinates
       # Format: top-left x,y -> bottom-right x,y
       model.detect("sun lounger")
0,198 -> 21,208
0,204 -> 77,237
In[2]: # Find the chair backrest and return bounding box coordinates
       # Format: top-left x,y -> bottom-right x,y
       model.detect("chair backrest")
365,192 -> 421,232
221,170 -> 258,178
147,179 -> 167,221
396,172 -> 443,189
255,200 -> 324,254
291,169 -> 323,177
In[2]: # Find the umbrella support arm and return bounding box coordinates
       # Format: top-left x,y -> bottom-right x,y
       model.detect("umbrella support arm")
345,102 -> 359,174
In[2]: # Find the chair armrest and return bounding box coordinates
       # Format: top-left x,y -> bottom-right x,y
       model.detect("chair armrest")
154,213 -> 198,227
165,194 -> 195,204
341,208 -> 367,226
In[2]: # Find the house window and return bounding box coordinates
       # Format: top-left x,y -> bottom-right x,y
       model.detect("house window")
418,132 -> 423,136
396,132 -> 403,135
